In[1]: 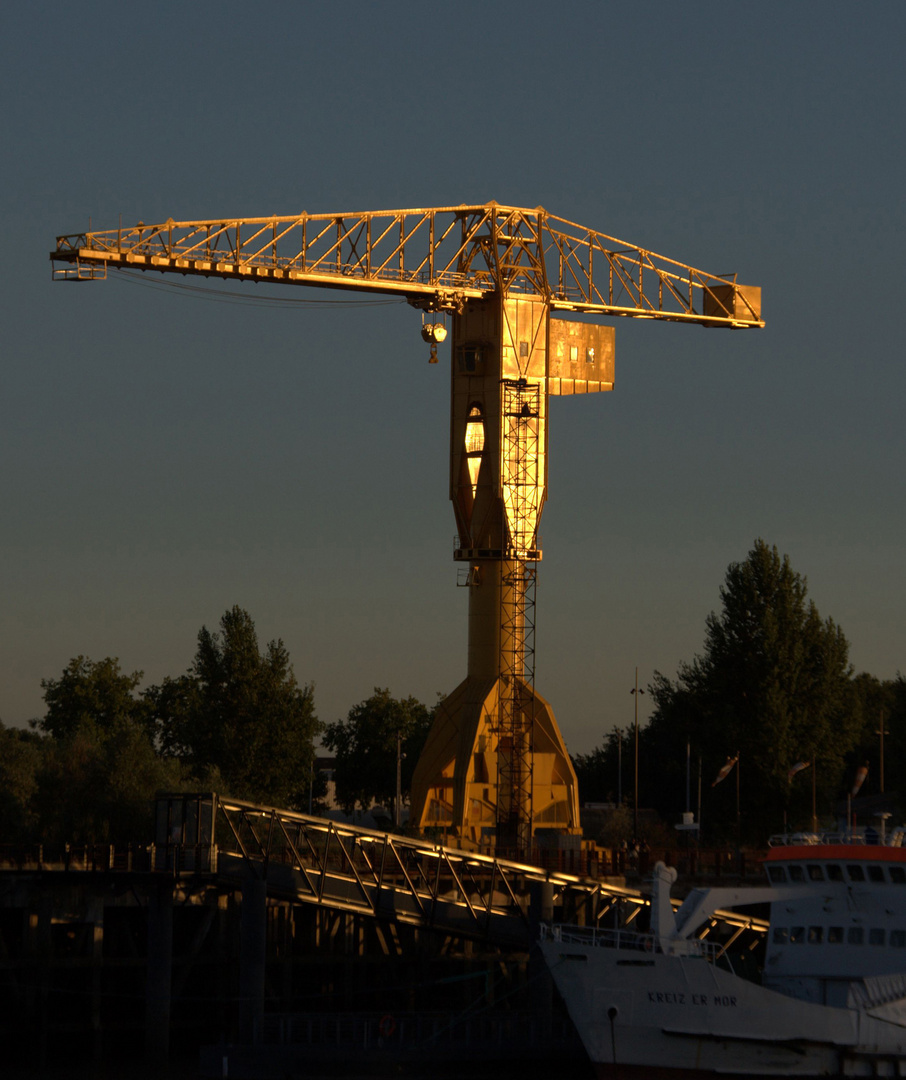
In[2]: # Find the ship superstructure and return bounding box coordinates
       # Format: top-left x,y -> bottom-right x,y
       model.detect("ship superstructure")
539,831 -> 906,1077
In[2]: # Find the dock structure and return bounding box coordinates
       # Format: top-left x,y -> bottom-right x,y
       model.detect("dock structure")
0,794 -> 766,1069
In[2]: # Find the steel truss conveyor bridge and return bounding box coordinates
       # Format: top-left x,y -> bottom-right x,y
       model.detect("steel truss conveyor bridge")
156,794 -> 766,954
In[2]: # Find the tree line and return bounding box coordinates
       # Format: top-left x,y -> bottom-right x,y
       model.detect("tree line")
2,541 -> 902,850
0,605 -> 437,847
573,540 -> 906,845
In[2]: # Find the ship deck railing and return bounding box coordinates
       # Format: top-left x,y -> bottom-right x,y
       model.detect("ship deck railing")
768,828 -> 906,848
543,923 -> 721,962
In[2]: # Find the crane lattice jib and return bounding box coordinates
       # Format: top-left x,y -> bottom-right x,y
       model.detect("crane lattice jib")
51,202 -> 763,327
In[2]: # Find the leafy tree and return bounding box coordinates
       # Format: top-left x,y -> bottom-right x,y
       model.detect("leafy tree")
642,540 -> 859,842
29,656 -> 186,845
148,606 -> 321,809
35,655 -> 151,740
323,688 -> 435,819
32,719 -> 189,846
0,722 -> 45,843
572,728 -> 628,807
845,672 -> 905,809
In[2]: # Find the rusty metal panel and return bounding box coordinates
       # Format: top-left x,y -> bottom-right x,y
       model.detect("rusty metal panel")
702,284 -> 762,323
548,319 -> 615,395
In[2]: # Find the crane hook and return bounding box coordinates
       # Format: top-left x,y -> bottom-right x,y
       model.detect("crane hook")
421,314 -> 447,363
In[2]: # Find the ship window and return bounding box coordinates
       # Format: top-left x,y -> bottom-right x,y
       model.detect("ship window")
826,864 -> 844,882
890,867 -> 906,884
891,930 -> 906,947
807,864 -> 824,881
848,927 -> 864,945
788,865 -> 805,882
790,926 -> 805,944
767,866 -> 786,883
828,926 -> 844,944
773,927 -> 788,944
870,928 -> 885,946
808,926 -> 823,944
847,865 -> 865,882
867,865 -> 885,883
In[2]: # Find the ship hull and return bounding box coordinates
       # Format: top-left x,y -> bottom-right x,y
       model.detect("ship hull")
538,937 -> 906,1078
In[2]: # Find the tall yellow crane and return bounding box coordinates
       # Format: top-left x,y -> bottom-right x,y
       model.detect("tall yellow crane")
51,202 -> 763,854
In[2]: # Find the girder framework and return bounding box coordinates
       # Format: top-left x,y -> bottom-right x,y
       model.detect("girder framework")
158,793 -> 605,946
52,202 -> 763,327
495,565 -> 536,853
495,378 -> 543,850
154,795 -> 768,955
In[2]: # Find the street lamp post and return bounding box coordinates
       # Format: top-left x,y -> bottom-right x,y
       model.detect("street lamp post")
630,668 -> 645,838
395,730 -> 403,828
877,709 -> 890,794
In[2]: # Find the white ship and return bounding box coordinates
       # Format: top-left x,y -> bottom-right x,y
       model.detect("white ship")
538,832 -> 906,1077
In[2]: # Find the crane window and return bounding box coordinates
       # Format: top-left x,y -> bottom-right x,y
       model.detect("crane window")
464,406 -> 485,496
465,406 -> 485,454
458,346 -> 483,373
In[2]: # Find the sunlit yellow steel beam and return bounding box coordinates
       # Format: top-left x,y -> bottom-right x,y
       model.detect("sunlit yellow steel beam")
52,202 -> 763,328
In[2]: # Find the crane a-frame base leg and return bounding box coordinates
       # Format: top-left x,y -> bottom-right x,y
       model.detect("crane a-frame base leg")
408,673 -> 580,850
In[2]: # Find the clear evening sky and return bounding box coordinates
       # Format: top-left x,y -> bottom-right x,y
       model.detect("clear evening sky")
2,1 -> 903,753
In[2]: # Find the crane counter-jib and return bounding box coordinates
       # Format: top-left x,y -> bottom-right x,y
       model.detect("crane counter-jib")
50,203 -> 764,328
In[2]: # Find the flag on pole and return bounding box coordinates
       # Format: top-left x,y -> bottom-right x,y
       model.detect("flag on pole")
851,763 -> 869,797
788,761 -> 811,782
712,754 -> 739,787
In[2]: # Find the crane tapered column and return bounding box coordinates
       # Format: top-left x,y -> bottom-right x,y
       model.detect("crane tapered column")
410,294 -> 581,850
